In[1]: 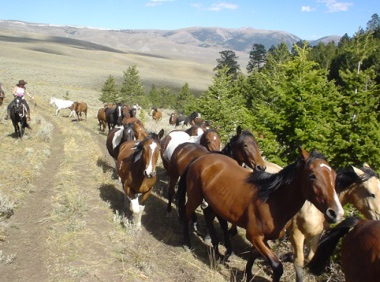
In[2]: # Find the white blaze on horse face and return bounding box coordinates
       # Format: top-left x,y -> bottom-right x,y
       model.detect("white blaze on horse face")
319,163 -> 344,218
145,142 -> 158,176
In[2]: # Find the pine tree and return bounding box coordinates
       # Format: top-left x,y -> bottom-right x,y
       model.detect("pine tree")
120,65 -> 145,105
197,66 -> 252,142
247,44 -> 266,73
213,50 -> 240,81
175,83 -> 196,114
100,75 -> 120,104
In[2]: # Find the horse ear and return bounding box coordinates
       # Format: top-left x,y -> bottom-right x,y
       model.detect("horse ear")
158,129 -> 165,139
352,165 -> 365,176
363,162 -> 371,169
298,146 -> 310,160
236,125 -> 242,135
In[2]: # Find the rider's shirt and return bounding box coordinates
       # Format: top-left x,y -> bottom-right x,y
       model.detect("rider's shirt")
14,87 -> 26,99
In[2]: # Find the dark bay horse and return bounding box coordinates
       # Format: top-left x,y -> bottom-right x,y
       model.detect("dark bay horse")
221,125 -> 266,171
10,97 -> 31,139
116,129 -> 165,227
288,164 -> 380,282
106,123 -> 136,165
177,148 -> 344,282
105,103 -> 123,131
308,217 -> 380,282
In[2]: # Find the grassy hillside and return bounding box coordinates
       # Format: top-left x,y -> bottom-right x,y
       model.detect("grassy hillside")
0,29 -> 214,108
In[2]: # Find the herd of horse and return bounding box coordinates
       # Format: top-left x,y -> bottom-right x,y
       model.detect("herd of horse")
100,105 -> 380,282
7,94 -> 379,280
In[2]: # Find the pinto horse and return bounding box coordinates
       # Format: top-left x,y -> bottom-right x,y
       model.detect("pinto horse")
117,129 -> 165,227
50,96 -> 75,117
106,123 -> 136,165
10,97 -> 31,139
177,148 -> 344,282
287,164 -> 380,282
308,217 -> 380,282
165,129 -> 221,213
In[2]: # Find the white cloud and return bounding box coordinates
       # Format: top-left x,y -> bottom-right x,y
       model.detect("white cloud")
301,6 -> 315,12
208,2 -> 238,11
318,0 -> 353,13
145,0 -> 175,7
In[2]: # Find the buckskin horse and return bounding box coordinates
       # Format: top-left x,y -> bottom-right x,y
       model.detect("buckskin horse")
10,97 -> 31,139
117,129 -> 165,227
177,147 -> 344,282
308,217 -> 380,282
286,163 -> 380,282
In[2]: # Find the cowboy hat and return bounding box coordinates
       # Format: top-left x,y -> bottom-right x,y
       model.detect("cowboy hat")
17,80 -> 27,85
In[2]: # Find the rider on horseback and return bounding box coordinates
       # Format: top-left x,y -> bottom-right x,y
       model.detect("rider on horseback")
5,80 -> 34,121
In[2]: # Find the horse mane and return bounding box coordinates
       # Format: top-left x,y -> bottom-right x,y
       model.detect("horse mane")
129,132 -> 160,162
336,165 -> 378,193
247,150 -> 326,202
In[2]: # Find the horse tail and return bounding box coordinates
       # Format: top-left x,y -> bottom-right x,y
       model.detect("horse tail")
307,216 -> 360,275
176,159 -> 197,221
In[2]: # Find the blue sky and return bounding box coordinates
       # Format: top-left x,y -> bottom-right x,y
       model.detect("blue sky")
0,0 -> 378,40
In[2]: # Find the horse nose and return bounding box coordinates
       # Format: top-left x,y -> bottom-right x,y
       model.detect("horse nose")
325,207 -> 343,223
255,165 -> 266,172
144,170 -> 156,178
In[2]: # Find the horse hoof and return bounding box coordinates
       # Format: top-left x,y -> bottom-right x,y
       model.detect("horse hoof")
204,234 -> 212,245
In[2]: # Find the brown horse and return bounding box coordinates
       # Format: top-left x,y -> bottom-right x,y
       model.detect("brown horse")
169,113 -> 178,126
70,102 -> 88,121
0,87 -> 5,106
123,118 -> 148,141
117,129 -> 165,227
221,125 -> 266,171
150,108 -> 162,122
308,217 -> 380,282
177,148 -> 344,282
97,104 -> 115,131
288,164 -> 380,282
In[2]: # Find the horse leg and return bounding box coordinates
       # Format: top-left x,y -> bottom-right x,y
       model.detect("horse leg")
306,233 -> 322,263
289,225 -> 306,282
217,215 -> 233,259
245,234 -> 283,282
167,173 -> 179,214
203,206 -> 222,258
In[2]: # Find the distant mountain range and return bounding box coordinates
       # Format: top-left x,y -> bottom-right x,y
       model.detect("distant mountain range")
0,20 -> 342,65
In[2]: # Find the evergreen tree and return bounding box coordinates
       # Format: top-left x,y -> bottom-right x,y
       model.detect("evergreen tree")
247,44 -> 266,73
197,66 -> 252,142
175,82 -> 196,114
147,84 -> 160,107
308,41 -> 337,70
120,65 -> 145,105
214,50 -> 240,81
100,75 -> 120,104
159,87 -> 176,108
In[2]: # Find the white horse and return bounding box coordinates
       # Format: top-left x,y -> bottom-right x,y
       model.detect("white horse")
50,97 -> 75,117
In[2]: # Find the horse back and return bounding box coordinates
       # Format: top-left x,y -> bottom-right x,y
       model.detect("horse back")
185,153 -> 254,224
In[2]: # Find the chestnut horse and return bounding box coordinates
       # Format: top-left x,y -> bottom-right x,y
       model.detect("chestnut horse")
70,102 -> 88,121
117,129 -> 165,227
177,148 -> 344,282
308,217 -> 380,282
150,108 -> 162,121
